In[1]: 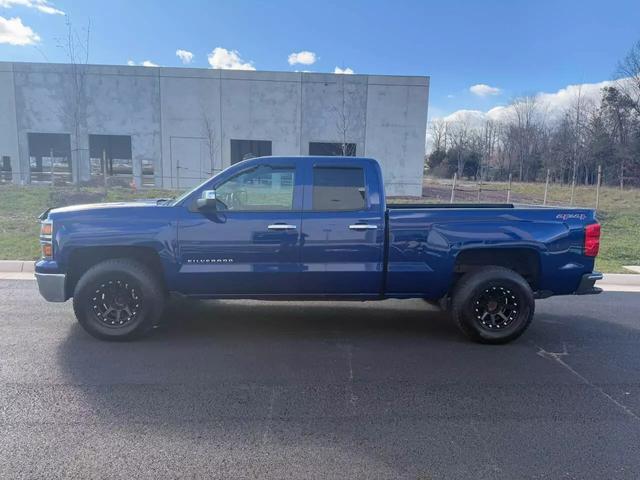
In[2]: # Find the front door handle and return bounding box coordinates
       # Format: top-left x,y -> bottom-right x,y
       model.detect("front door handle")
349,224 -> 378,231
268,224 -> 297,231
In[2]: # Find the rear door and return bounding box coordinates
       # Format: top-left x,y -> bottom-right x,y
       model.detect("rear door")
298,160 -> 384,297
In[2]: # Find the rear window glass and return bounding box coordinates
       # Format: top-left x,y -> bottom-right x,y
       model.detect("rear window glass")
312,167 -> 366,211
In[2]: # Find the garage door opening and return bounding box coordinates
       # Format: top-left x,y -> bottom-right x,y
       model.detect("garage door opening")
28,133 -> 72,184
89,134 -> 133,186
230,139 -> 272,165
309,142 -> 357,156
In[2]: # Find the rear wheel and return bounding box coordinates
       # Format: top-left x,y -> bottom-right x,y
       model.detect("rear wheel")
72,258 -> 165,341
451,266 -> 534,344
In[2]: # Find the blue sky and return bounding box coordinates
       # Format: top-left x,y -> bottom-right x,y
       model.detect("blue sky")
1,0 -> 639,120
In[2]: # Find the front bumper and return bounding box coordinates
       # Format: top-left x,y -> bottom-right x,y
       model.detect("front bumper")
35,272 -> 67,302
575,271 -> 603,295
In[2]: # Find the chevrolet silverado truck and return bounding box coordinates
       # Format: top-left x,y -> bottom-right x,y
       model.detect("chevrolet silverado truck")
35,156 -> 602,343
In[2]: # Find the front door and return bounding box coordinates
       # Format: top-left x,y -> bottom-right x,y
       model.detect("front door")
176,161 -> 302,296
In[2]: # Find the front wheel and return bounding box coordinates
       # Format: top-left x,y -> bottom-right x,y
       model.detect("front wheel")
72,258 -> 165,341
451,266 -> 535,344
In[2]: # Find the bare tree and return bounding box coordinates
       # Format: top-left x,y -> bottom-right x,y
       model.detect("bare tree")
616,40 -> 640,115
506,95 -> 546,181
58,17 -> 91,187
478,120 -> 498,180
200,108 -> 220,177
331,76 -> 357,156
428,119 -> 449,153
448,121 -> 470,176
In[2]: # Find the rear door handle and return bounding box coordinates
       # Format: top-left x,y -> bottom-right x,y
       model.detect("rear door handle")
349,224 -> 378,231
268,224 -> 297,230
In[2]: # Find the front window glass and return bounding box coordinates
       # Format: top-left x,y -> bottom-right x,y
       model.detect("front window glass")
216,165 -> 295,211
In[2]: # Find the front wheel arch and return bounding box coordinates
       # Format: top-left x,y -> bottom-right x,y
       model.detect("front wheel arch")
72,258 -> 166,341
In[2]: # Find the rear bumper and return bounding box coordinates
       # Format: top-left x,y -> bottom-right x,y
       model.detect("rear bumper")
575,271 -> 603,295
35,272 -> 67,302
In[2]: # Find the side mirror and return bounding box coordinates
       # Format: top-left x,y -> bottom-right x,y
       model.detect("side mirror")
196,189 -> 217,210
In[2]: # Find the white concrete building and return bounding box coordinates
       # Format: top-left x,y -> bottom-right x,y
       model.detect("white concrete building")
0,62 -> 429,196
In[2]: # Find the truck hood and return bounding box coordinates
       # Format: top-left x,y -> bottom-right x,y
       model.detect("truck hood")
42,199 -> 165,219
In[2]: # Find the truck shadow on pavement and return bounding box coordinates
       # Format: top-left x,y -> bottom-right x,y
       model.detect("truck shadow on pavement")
49,292 -> 640,477
154,297 -> 461,342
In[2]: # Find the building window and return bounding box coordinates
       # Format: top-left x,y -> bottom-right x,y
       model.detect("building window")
216,164 -> 295,211
312,166 -> 366,211
28,133 -> 72,184
89,135 -> 133,186
230,139 -> 272,165
309,142 -> 357,157
1,156 -> 11,183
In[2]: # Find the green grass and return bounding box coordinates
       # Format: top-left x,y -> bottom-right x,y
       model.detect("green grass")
1,181 -> 639,273
0,185 -> 175,261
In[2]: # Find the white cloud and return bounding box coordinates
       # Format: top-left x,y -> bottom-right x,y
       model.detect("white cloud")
436,79 -> 619,128
0,0 -> 63,15
176,49 -> 193,64
127,60 -> 159,67
0,15 -> 39,45
207,47 -> 255,70
288,50 -> 316,66
334,66 -> 354,75
469,83 -> 501,97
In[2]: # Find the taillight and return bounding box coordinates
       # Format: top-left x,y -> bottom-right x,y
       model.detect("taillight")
584,223 -> 601,257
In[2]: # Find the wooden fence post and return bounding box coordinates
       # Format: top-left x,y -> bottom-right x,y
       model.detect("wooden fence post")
595,165 -> 602,210
570,161 -> 577,206
102,149 -> 108,193
50,148 -> 54,185
450,173 -> 457,204
543,169 -> 550,205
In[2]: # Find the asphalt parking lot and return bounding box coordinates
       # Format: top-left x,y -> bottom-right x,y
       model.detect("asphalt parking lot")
1,279 -> 639,479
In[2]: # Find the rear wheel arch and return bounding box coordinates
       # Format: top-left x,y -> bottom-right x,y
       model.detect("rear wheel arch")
451,266 -> 535,344
453,247 -> 541,291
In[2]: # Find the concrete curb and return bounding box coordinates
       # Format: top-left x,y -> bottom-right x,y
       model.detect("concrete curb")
0,260 -> 34,273
602,273 -> 640,286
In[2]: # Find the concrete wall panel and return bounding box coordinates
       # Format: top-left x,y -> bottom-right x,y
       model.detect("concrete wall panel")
160,74 -> 222,187
86,71 -> 161,186
365,78 -> 429,196
300,75 -> 367,156
220,77 -> 301,164
0,64 -> 20,182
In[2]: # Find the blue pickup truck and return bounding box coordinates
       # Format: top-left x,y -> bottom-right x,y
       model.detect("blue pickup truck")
35,156 -> 602,343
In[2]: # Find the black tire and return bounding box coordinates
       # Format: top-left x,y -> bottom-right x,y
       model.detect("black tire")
451,266 -> 534,344
72,258 -> 165,341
